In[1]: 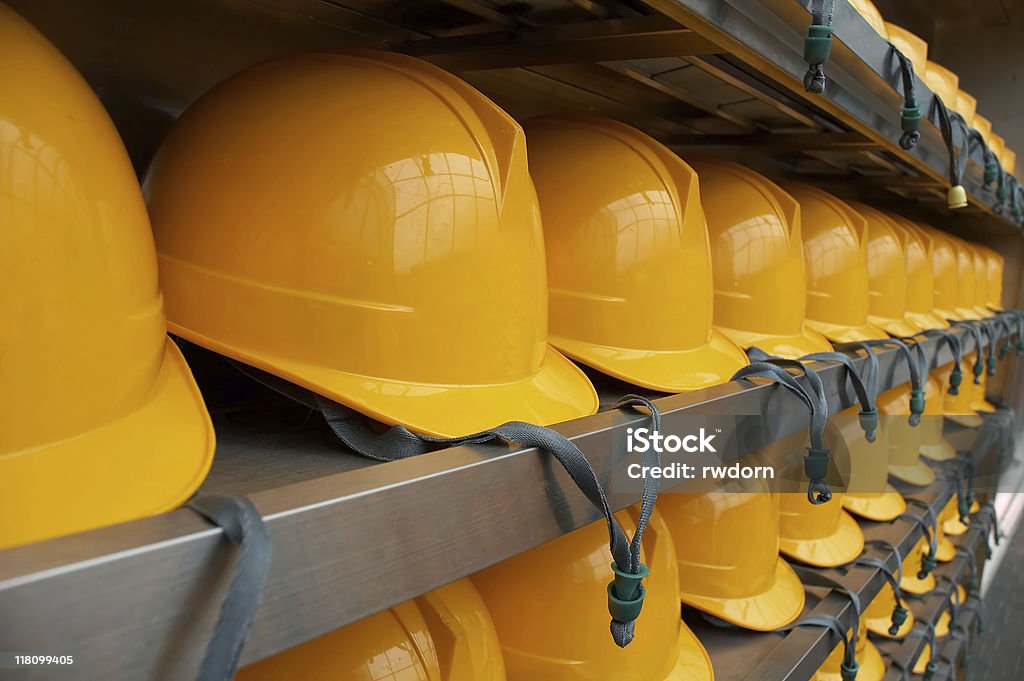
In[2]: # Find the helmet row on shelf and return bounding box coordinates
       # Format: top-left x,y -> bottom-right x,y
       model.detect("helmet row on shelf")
850,0 -> 1016,174
0,4 -> 994,680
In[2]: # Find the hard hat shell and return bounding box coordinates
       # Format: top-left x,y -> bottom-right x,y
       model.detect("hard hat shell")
1002,148 -> 1017,176
974,114 -> 993,148
879,386 -> 935,486
918,374 -> 956,461
917,226 -> 963,322
849,202 -> 920,336
778,490 -> 865,567
884,23 -> 928,77
659,478 -> 805,631
892,218 -> 950,330
924,61 -> 959,108
990,133 -> 1006,164
812,614 -> 885,681
976,245 -> 1004,311
956,90 -> 978,129
781,184 -> 888,343
967,243 -> 997,318
838,406 -> 907,522
0,4 -> 213,550
940,496 -> 973,537
695,160 -> 832,359
900,536 -> 937,595
848,0 -> 888,38
144,50 -> 598,438
865,582 -> 915,638
937,362 -> 983,428
472,509 -> 714,681
526,116 -> 749,392
934,516 -> 956,562
236,578 -> 506,681
933,607 -> 955,639
945,235 -> 987,319
912,644 -> 933,674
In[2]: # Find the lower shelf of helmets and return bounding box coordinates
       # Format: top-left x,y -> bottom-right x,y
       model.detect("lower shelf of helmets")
698,418 -> 1000,681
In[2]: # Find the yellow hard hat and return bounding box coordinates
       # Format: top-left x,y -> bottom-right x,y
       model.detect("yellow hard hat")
879,386 -> 935,486
848,0 -> 888,38
900,536 -> 936,594
527,116 -> 748,392
840,407 -> 907,522
934,514 -> 956,562
892,217 -> 949,330
938,362 -> 983,428
778,489 -> 865,567
976,245 -> 1004,311
969,245 -> 994,317
1002,148 -> 1017,175
913,643 -> 933,674
865,583 -> 914,638
659,478 -> 805,631
956,90 -> 977,129
918,373 -> 956,461
946,236 -> 988,319
0,4 -> 214,550
696,160 -> 832,359
781,184 -> 888,343
851,202 -> 922,336
990,133 -> 1006,164
941,495 -> 971,536
974,114 -> 993,147
472,509 -> 714,681
924,61 -> 959,107
237,578 -> 506,681
145,51 -> 598,438
916,226 -> 963,322
812,615 -> 886,681
884,23 -> 928,77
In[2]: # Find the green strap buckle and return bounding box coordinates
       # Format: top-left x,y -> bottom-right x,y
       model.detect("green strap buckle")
986,354 -> 997,376
607,562 -> 649,623
984,161 -> 999,186
919,553 -> 937,578
841,659 -> 859,681
901,105 -> 922,133
889,605 -> 909,635
948,367 -> 963,394
804,25 -> 834,65
858,409 -> 878,442
804,446 -> 830,482
909,390 -> 926,417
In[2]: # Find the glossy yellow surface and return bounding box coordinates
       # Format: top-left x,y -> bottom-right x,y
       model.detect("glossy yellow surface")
937,362 -> 984,428
945,234 -> 986,319
778,490 -> 865,567
924,61 -> 959,107
0,4 -> 213,550
838,406 -> 907,522
885,23 -> 928,77
917,226 -> 963,322
145,51 -> 598,438
990,133 -> 1006,164
900,536 -> 937,594
528,116 -> 748,392
956,90 -> 977,128
1002,148 -> 1017,176
812,615 -> 885,681
848,0 -> 888,38
918,374 -> 956,461
974,114 -> 993,148
782,184 -> 887,342
865,582 -> 914,638
472,509 -> 713,681
912,644 -> 932,674
895,218 -> 950,330
696,160 -> 832,359
851,202 -> 920,336
941,496 -> 970,536
977,245 -> 1004,311
879,386 -> 935,486
238,579 -> 506,681
659,478 -> 805,631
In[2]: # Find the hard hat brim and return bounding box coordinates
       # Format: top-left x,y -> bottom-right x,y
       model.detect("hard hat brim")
679,556 -> 805,631
943,515 -> 969,536
0,338 -> 214,550
945,413 -> 983,428
170,323 -> 598,438
868,315 -> 921,338
842,488 -> 907,522
718,325 -> 833,361
806,319 -> 890,344
954,307 -> 983,321
936,535 -> 956,562
904,311 -> 950,331
666,620 -> 715,681
972,399 -> 997,413
933,609 -> 952,638
887,459 -> 937,487
920,438 -> 957,461
812,633 -> 885,681
778,508 -> 865,568
900,569 -> 937,595
866,602 -> 915,638
550,329 -> 749,393
988,302 -> 1005,312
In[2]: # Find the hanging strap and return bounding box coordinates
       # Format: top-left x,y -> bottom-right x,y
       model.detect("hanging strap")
782,565 -> 862,680
858,338 -> 925,424
904,621 -> 940,680
937,575 -> 961,632
918,329 -> 965,395
956,547 -> 981,594
929,95 -> 968,209
188,495 -> 273,681
890,45 -> 921,149
802,345 -> 880,441
952,322 -> 986,385
856,538 -> 908,635
803,0 -> 836,93
900,503 -> 938,579
733,358 -> 832,503
978,320 -> 999,376
229,359 -> 661,647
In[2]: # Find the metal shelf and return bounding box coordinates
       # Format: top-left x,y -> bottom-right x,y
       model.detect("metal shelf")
0,329 -> 1008,680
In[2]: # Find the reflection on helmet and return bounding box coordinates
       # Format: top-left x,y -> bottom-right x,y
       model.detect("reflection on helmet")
977,245 -> 1005,311
659,477 -> 805,631
145,50 -> 598,438
472,509 -> 713,681
919,374 -> 957,461
914,225 -> 961,322
851,202 -> 921,336
924,61 -> 959,109
527,116 -> 748,392
884,23 -> 928,77
812,615 -> 885,681
879,386 -> 935,487
694,160 -> 831,359
895,218 -> 950,331
782,184 -> 887,343
0,3 -> 213,550
237,578 -> 507,681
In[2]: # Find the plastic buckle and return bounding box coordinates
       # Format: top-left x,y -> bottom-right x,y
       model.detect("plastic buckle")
804,25 -> 834,65
984,161 -> 999,187
919,553 -> 937,578
948,367 -> 962,394
901,104 -> 922,133
948,185 -> 968,209
841,659 -> 859,681
973,360 -> 984,384
889,605 -> 909,635
858,409 -> 878,443
986,354 -> 997,376
607,562 -> 649,623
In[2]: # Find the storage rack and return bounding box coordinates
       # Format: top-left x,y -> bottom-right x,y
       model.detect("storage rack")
2,0 -> 1022,679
